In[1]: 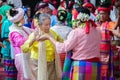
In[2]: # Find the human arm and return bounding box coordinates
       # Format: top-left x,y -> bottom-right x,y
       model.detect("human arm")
21,32 -> 37,53
0,41 -> 6,48
108,8 -> 120,37
9,32 -> 27,47
38,30 -> 78,53
112,7 -> 120,30
110,27 -> 120,38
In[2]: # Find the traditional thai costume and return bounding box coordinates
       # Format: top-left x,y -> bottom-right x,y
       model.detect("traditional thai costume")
21,29 -> 63,80
9,8 -> 32,80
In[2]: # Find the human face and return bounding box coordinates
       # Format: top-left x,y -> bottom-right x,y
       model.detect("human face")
38,6 -> 49,13
99,11 -> 109,22
115,0 -> 120,8
44,6 -> 50,13
39,18 -> 50,33
27,7 -> 31,18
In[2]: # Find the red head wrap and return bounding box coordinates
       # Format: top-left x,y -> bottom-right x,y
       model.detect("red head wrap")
83,2 -> 95,12
43,0 -> 50,3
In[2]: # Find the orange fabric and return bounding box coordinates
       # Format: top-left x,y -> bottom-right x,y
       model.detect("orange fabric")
107,22 -> 115,30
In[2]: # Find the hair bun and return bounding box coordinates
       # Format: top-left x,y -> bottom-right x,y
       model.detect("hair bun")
9,9 -> 18,17
57,10 -> 67,22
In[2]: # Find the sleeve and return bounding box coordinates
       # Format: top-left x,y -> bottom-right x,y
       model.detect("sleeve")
21,33 -> 34,53
9,32 -> 27,47
50,29 -> 63,42
55,30 -> 78,53
1,20 -> 12,38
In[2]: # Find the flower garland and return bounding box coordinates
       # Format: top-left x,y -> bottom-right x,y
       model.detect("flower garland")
77,12 -> 90,22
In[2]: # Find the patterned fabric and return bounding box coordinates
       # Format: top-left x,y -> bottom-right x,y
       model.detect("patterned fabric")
1,19 -> 17,80
70,60 -> 100,80
100,21 -> 114,80
62,51 -> 72,80
4,58 -> 17,80
111,39 -> 120,79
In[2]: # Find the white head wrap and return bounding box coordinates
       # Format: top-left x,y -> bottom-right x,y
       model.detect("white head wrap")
9,8 -> 24,23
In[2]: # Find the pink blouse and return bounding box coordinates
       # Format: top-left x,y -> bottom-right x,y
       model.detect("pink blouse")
9,32 -> 27,54
55,27 -> 101,60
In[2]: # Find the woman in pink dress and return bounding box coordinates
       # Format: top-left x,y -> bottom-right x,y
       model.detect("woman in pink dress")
8,8 -> 32,80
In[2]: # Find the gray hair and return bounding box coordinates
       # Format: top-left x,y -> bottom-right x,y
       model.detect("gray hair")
38,13 -> 51,25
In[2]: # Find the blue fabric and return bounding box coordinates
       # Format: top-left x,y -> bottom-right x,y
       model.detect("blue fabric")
1,20 -> 12,58
50,15 -> 58,27
24,22 -> 31,28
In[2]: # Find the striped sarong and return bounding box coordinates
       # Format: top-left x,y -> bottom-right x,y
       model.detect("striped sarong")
111,40 -> 120,79
4,58 -> 17,80
62,51 -> 72,80
70,60 -> 101,80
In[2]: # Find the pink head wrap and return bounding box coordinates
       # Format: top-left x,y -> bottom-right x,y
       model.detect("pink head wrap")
9,8 -> 24,23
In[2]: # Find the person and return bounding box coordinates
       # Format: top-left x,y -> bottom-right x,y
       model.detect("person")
97,2 -> 120,79
47,3 -> 58,27
37,7 -> 101,80
51,9 -> 72,69
110,5 -> 120,38
31,2 -> 49,29
109,1 -> 120,78
8,8 -> 32,80
21,13 -> 63,80
21,13 -> 40,80
0,3 -> 18,80
0,0 -> 12,23
0,41 -> 5,47
110,27 -> 120,38
23,5 -> 32,28
51,9 -> 72,40
83,2 -> 96,21
66,1 -> 74,28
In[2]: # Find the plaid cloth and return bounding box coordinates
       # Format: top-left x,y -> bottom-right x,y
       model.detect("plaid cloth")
70,60 -> 101,80
62,51 -> 101,80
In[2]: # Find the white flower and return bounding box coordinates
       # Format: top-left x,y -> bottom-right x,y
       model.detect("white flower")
77,12 -> 90,22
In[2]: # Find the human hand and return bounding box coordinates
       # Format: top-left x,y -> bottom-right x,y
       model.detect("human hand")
109,27 -> 120,37
36,34 -> 50,41
0,42 -> 6,48
31,29 -> 40,41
